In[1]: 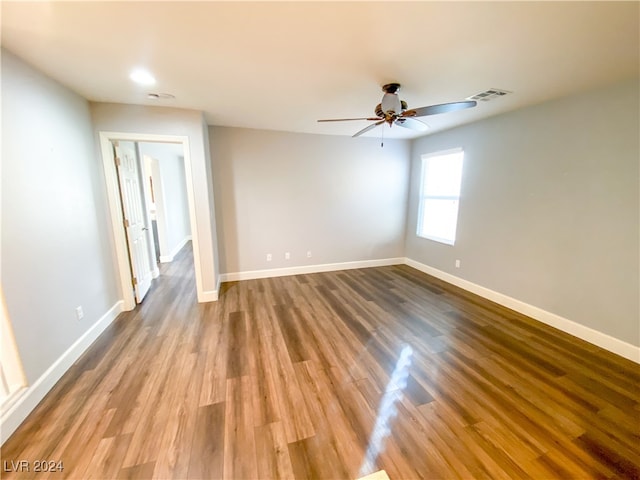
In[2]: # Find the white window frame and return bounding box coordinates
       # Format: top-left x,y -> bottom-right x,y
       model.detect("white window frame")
416,147 -> 464,245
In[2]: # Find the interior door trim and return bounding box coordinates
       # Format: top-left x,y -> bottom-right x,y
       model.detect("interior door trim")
99,132 -> 203,311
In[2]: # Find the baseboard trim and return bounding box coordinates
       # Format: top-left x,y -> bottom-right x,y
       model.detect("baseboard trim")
198,289 -> 218,303
216,275 -> 222,297
404,258 -> 640,364
1,301 -> 124,445
159,236 -> 192,264
219,257 -> 405,283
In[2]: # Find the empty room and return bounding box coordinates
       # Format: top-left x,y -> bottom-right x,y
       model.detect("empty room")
1,2 -> 638,479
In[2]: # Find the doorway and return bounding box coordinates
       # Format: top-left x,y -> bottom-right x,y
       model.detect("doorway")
100,132 -> 205,311
138,142 -> 192,267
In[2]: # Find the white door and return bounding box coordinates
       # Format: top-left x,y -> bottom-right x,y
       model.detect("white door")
113,141 -> 153,303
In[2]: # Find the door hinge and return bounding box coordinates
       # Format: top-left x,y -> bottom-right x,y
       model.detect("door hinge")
124,218 -> 130,228
132,276 -> 138,286
115,156 -> 121,166
112,140 -> 119,148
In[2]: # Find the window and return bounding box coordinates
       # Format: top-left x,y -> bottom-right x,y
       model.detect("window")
417,148 -> 464,245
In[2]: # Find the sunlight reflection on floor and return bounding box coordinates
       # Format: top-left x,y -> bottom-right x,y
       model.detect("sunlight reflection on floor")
358,344 -> 413,478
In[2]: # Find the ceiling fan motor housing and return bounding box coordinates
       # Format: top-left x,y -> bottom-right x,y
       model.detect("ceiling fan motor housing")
382,83 -> 401,94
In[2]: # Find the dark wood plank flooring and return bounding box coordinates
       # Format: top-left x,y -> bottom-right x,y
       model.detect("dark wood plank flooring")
2,243 -> 639,479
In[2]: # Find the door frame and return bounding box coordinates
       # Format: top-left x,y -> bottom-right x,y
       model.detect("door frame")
100,131 -> 203,311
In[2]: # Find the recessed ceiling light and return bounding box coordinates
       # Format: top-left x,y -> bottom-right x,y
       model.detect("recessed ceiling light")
130,68 -> 156,86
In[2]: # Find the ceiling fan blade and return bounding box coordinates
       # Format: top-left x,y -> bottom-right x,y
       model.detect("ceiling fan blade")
318,117 -> 381,122
353,120 -> 385,137
396,117 -> 429,131
404,100 -> 477,118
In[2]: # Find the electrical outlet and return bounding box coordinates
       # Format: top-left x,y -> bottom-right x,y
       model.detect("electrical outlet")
76,306 -> 84,320
266,253 -> 272,262
307,251 -> 312,258
285,252 -> 290,260
455,259 -> 461,268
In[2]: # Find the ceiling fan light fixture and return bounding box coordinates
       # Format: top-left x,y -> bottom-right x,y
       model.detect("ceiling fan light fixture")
381,93 -> 401,114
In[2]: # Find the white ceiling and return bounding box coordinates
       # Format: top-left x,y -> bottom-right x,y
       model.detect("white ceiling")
2,1 -> 638,139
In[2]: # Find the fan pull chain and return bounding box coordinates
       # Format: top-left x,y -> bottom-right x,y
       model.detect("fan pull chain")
381,124 -> 384,148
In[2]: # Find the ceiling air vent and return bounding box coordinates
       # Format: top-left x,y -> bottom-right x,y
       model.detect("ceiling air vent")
147,92 -> 175,100
467,88 -> 511,102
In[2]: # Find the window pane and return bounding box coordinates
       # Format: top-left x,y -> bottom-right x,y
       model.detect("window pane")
422,152 -> 464,197
418,198 -> 459,244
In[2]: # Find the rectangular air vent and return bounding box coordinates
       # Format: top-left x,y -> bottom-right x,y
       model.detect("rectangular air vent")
467,88 -> 511,102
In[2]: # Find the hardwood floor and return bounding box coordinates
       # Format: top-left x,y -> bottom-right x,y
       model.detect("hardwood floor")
2,243 -> 639,479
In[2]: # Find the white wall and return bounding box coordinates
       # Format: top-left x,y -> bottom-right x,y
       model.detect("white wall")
89,104 -> 220,299
1,50 -> 120,383
210,127 -> 410,274
406,78 -> 639,347
138,142 -> 191,261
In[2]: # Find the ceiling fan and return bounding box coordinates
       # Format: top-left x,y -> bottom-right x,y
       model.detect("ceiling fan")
318,83 -> 477,137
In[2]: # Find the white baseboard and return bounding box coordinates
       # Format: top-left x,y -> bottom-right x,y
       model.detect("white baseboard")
1,301 -> 124,445
216,275 -> 223,297
404,258 -> 640,364
159,236 -> 192,264
219,257 -> 405,283
198,289 -> 219,303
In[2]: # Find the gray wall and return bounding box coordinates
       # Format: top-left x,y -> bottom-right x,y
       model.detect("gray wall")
138,142 -> 191,258
1,50 -> 119,383
210,127 -> 410,274
406,78 -> 640,346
